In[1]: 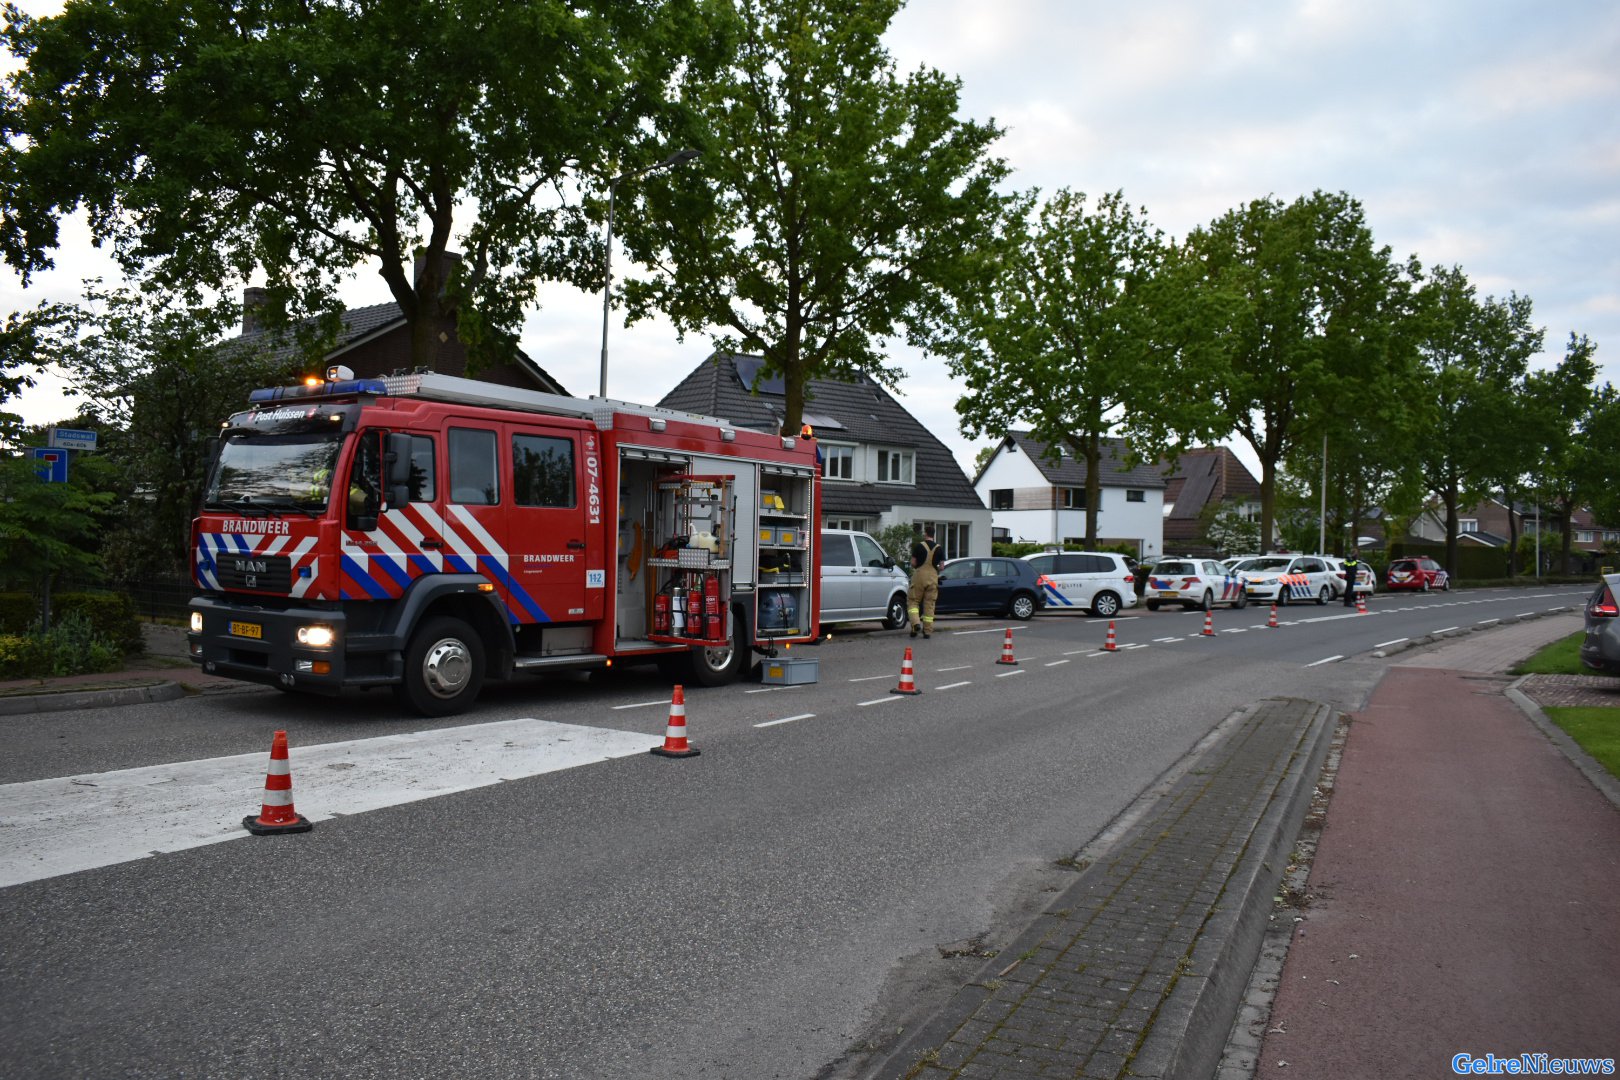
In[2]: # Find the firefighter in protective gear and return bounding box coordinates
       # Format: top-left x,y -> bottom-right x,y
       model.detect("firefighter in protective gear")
908,526 -> 945,638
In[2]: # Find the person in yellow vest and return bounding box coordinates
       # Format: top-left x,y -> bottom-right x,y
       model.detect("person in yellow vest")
908,526 -> 945,638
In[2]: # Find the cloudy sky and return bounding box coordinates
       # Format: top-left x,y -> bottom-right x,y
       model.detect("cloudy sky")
7,0 -> 1618,479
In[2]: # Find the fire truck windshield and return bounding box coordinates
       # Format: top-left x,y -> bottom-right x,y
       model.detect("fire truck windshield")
204,432 -> 345,516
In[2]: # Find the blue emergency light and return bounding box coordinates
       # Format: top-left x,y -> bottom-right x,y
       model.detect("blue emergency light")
247,377 -> 388,403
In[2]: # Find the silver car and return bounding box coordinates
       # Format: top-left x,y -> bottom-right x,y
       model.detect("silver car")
818,529 -> 910,629
1579,573 -> 1620,675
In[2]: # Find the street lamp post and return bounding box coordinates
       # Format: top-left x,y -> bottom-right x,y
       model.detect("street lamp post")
598,148 -> 700,399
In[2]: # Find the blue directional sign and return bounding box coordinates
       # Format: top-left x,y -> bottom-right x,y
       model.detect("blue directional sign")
48,427 -> 98,452
32,447 -> 68,483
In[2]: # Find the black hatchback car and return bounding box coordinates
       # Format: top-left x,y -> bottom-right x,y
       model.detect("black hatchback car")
934,556 -> 1048,620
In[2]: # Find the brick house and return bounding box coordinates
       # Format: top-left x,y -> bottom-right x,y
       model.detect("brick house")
228,253 -> 567,395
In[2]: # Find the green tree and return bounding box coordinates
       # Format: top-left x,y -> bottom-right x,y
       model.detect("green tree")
1411,266 -> 1543,575
1199,502 -> 1261,557
2,0 -> 700,370
1180,191 -> 1415,553
42,282 -> 294,579
0,426 -> 117,603
1572,378 -> 1620,528
928,189 -> 1212,546
618,0 -> 1008,434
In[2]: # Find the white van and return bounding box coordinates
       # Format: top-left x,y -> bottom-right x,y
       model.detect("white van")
818,529 -> 910,629
1020,551 -> 1138,617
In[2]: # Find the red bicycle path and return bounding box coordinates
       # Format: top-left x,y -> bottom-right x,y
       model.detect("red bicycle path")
1258,663 -> 1620,1077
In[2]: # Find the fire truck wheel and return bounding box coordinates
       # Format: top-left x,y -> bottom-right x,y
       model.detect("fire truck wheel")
396,616 -> 485,716
688,613 -> 749,687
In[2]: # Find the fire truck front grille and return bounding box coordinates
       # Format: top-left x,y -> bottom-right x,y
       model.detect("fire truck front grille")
214,552 -> 293,593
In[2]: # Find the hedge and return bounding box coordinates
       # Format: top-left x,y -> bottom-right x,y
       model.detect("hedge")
0,591 -> 143,654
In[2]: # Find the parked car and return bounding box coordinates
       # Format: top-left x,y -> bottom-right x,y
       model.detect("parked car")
1386,556 -> 1450,592
1320,556 -> 1376,598
1143,558 -> 1248,611
818,529 -> 909,629
1580,573 -> 1620,674
1020,551 -> 1138,617
935,556 -> 1047,620
1235,554 -> 1337,606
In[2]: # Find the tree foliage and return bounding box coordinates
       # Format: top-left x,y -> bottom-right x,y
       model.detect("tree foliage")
928,188 -> 1211,546
37,281 -> 293,579
2,0 -> 700,371
618,0 -> 1008,433
1179,191 -> 1414,552
1411,265 -> 1543,573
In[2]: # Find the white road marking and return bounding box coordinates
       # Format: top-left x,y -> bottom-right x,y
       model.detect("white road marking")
848,673 -> 893,683
1088,651 -> 1109,657
995,668 -> 1026,677
936,681 -> 972,690
612,699 -> 669,711
1044,659 -> 1070,667
1306,655 -> 1344,667
952,626 -> 1015,636
1376,637 -> 1409,648
935,664 -> 973,672
1122,643 -> 1149,650
1153,637 -> 1180,643
755,714 -> 814,728
0,719 -> 653,889
1434,626 -> 1459,634
858,695 -> 905,707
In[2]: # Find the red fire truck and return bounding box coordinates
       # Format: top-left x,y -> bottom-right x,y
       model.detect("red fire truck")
187,368 -> 821,714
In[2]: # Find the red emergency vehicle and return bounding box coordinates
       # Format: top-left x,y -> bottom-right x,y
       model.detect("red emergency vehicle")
187,368 -> 821,714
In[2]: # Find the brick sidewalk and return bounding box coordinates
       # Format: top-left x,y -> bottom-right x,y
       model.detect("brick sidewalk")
873,698 -> 1332,1080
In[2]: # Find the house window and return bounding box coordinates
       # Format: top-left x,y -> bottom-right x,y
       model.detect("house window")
1060,487 -> 1086,510
990,489 -> 1013,510
1126,489 -> 1145,503
877,448 -> 914,484
914,521 -> 970,560
1460,518 -> 1478,533
822,444 -> 854,481
1577,530 -> 1595,543
825,517 -> 865,532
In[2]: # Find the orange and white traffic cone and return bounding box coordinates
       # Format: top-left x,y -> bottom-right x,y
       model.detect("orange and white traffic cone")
1104,620 -> 1118,652
1202,611 -> 1215,637
891,646 -> 923,695
996,628 -> 1018,665
1268,604 -> 1279,629
243,729 -> 312,835
651,685 -> 701,758
1356,593 -> 1367,614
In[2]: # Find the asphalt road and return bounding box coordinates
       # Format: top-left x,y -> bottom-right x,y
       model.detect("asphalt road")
0,585 -> 1589,1080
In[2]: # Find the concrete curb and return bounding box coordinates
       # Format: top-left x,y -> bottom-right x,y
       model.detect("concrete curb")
1128,702 -> 1336,1080
0,680 -> 188,716
1505,681 -> 1620,813
1368,605 -> 1576,659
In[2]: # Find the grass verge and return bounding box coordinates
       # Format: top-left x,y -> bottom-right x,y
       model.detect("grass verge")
1542,708 -> 1620,780
1511,631 -> 1589,676
1510,631 -> 1620,780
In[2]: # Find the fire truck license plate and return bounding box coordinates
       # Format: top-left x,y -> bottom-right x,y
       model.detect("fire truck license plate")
230,621 -> 262,639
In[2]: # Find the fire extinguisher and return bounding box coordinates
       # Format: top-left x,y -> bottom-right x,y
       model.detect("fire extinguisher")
654,592 -> 671,635
671,584 -> 686,636
704,574 -> 723,641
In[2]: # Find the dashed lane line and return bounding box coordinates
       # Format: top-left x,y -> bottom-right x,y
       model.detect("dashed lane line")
754,714 -> 815,728
936,681 -> 972,690
1306,655 -> 1344,667
1376,637 -> 1409,648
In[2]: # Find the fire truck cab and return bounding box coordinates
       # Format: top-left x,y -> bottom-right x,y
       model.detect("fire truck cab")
187,369 -> 821,715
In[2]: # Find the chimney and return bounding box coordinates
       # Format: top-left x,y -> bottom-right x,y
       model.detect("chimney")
242,287 -> 269,335
413,249 -> 462,297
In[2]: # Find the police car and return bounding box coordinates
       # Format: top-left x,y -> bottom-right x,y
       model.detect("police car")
1236,554 -> 1337,605
1143,558 -> 1248,611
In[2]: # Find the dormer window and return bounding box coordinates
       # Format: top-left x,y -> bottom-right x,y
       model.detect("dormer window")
877,448 -> 914,485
